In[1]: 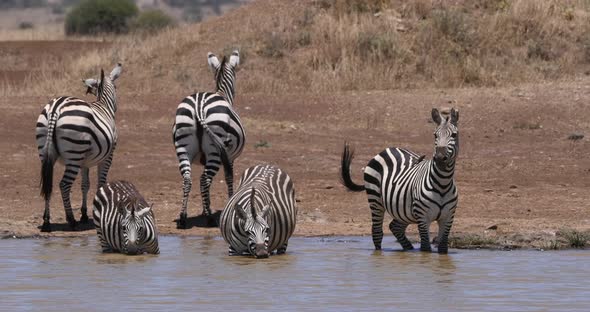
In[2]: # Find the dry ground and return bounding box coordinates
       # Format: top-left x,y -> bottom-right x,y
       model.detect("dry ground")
0,41 -> 589,250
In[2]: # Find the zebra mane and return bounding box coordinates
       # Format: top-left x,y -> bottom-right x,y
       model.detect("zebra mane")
215,55 -> 228,91
97,69 -> 105,101
250,186 -> 257,219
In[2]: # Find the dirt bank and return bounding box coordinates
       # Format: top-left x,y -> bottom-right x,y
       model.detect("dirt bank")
1,76 -> 589,249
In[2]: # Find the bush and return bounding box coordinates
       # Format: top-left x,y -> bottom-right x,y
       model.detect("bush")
18,21 -> 34,29
132,10 -> 175,32
65,0 -> 138,35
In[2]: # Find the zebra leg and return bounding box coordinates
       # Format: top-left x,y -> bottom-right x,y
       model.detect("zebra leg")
436,216 -> 455,254
417,220 -> 432,252
389,220 -> 414,250
200,165 -> 219,217
369,200 -> 385,250
41,197 -> 51,232
59,164 -> 80,230
177,171 -> 192,229
80,167 -> 90,223
228,246 -> 239,256
277,242 -> 288,255
224,161 -> 234,198
97,150 -> 115,188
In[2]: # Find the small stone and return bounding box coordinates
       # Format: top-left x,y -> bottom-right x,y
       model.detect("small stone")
509,185 -> 518,189
484,189 -> 494,193
325,186 -> 334,190
487,225 -> 498,230
567,133 -> 584,141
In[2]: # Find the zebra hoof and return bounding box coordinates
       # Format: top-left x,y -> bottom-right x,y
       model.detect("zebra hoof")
402,245 -> 414,251
80,214 -> 89,224
176,216 -> 187,229
67,219 -> 78,231
40,222 -> 51,232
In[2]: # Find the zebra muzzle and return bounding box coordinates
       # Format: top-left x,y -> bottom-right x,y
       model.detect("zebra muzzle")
254,244 -> 269,259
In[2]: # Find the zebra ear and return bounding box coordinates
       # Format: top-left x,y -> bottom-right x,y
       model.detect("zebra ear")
450,108 -> 459,126
82,78 -> 98,95
137,205 -> 151,218
208,52 -> 220,71
229,50 -> 239,67
431,108 -> 443,125
110,63 -> 122,81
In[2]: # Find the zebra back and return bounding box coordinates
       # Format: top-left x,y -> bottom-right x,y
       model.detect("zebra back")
220,164 -> 296,256
93,181 -> 159,255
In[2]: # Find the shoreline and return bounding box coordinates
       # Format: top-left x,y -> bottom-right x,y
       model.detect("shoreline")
2,226 -> 587,251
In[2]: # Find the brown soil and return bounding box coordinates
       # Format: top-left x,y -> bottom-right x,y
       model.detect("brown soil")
0,41 -> 589,250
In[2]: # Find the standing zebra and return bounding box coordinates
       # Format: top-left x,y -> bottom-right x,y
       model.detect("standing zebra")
93,181 -> 159,255
220,164 -> 297,258
36,63 -> 122,232
340,108 -> 459,254
172,50 -> 245,228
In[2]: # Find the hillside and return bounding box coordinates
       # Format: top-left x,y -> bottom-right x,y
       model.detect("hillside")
4,0 -> 590,97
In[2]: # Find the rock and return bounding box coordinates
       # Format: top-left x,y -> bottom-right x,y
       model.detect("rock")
567,133 -> 584,141
487,224 -> 498,230
484,189 -> 494,193
509,185 -> 518,189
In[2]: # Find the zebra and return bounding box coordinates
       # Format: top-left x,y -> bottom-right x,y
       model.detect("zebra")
93,181 -> 159,255
219,164 -> 297,258
36,63 -> 122,232
172,50 -> 245,229
340,108 -> 459,254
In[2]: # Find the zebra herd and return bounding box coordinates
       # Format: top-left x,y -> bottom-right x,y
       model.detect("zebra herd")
35,51 -> 460,257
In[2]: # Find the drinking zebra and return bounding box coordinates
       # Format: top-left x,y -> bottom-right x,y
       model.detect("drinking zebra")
93,181 -> 159,255
219,164 -> 297,258
172,50 -> 245,228
340,108 -> 459,254
36,63 -> 122,232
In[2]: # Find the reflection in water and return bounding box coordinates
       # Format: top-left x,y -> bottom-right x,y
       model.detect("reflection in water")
1,236 -> 589,311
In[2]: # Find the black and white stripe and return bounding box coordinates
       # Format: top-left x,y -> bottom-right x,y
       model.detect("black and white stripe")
93,181 -> 159,255
341,108 -> 459,254
219,164 -> 297,258
36,63 -> 122,232
173,50 -> 245,228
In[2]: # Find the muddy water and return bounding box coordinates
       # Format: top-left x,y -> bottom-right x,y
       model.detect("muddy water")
1,236 -> 589,311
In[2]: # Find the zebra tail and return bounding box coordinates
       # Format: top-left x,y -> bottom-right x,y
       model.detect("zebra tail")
40,112 -> 57,200
199,120 -> 232,180
340,142 -> 365,192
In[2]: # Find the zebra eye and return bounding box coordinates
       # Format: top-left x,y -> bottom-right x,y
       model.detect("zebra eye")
451,133 -> 457,138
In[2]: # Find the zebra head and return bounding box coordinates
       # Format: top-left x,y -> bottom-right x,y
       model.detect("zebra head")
207,50 -> 239,105
120,199 -> 152,255
431,108 -> 459,169
235,187 -> 271,258
82,63 -> 122,110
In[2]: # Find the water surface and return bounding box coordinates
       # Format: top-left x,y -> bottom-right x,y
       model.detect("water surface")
1,236 -> 588,311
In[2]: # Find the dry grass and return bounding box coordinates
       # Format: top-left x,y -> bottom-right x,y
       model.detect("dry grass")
0,24 -> 65,41
2,0 -> 590,97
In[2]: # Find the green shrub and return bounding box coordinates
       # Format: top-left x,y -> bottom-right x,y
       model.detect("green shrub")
132,9 -> 175,32
65,0 -> 138,35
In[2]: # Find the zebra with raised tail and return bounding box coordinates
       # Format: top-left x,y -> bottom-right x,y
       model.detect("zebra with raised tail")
340,108 -> 459,254
36,63 -> 122,232
93,181 -> 159,255
172,50 -> 245,228
220,164 -> 296,258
